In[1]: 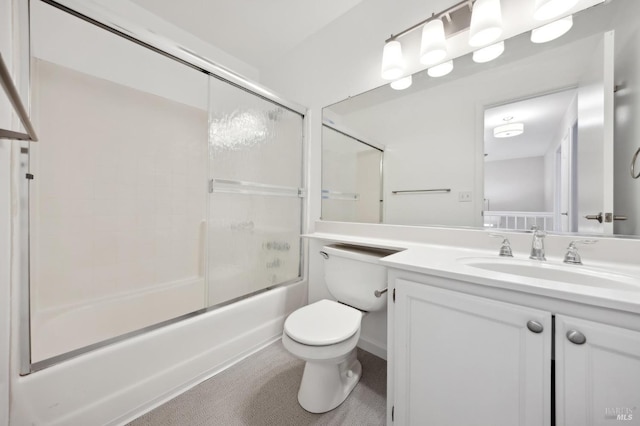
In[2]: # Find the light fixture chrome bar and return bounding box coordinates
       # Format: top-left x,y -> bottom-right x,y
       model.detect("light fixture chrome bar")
392,189 -> 451,194
212,178 -> 305,198
321,189 -> 360,201
385,0 -> 474,42
0,53 -> 38,142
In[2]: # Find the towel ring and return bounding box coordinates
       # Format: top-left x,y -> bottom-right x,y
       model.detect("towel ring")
632,147 -> 640,179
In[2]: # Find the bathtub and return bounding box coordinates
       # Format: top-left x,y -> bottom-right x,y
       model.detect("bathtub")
13,280 -> 307,426
31,277 -> 206,363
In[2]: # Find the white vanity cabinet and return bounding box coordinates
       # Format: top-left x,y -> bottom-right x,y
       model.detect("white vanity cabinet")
388,273 -> 640,426
556,315 -> 640,426
392,278 -> 551,426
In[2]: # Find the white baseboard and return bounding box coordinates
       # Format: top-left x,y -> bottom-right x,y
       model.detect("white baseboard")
357,337 -> 387,361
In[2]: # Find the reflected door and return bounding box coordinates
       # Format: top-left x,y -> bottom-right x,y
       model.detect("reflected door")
577,31 -> 615,234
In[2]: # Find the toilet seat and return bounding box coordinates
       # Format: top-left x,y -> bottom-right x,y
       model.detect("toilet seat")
284,299 -> 362,346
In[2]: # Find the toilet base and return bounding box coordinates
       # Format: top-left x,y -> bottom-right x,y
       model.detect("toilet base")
297,348 -> 362,413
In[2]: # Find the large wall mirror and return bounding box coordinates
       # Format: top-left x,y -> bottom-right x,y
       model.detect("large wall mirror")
322,0 -> 640,237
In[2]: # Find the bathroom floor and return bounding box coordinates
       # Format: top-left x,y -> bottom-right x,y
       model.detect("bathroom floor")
128,340 -> 387,426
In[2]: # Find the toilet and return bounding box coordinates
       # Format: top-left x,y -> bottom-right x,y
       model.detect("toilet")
282,244 -> 393,413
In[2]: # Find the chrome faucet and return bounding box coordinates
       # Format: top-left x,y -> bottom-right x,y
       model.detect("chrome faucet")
529,226 -> 546,261
489,233 -> 513,257
563,240 -> 598,265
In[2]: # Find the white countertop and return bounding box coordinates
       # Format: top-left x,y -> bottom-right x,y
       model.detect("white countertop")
304,232 -> 640,315
381,245 -> 640,315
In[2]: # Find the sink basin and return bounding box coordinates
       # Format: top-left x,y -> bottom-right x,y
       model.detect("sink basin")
457,257 -> 640,291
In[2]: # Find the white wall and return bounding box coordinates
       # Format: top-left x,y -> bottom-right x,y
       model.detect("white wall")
485,157 -> 546,212
613,0 -> 640,236
53,0 -> 259,82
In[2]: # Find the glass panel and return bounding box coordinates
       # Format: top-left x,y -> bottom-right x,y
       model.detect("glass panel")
322,126 -> 382,223
207,193 -> 301,306
208,77 -> 304,306
208,78 -> 303,188
29,2 -> 209,362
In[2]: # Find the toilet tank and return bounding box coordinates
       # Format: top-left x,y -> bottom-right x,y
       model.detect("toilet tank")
321,244 -> 398,312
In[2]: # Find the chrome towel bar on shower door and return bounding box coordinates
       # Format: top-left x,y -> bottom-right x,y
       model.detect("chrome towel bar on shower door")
0,53 -> 38,142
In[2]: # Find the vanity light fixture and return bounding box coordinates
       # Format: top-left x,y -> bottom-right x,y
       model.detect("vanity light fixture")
428,60 -> 454,78
381,39 -> 405,80
380,0 -> 506,81
494,122 -> 524,138
468,0 -> 503,47
390,75 -> 413,90
531,15 -> 573,43
420,19 -> 448,65
472,40 -> 505,63
533,0 -> 579,21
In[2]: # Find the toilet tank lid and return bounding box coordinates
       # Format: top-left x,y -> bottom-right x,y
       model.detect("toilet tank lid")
322,244 -> 399,263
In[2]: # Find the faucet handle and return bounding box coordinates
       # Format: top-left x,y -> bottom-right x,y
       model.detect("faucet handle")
563,240 -> 598,265
489,233 -> 513,257
530,225 -> 546,237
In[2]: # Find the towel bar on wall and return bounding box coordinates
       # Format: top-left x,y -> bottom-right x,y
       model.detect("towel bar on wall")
391,188 -> 451,194
0,53 -> 38,142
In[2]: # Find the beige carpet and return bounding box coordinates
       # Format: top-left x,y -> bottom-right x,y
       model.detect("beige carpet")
128,340 -> 387,426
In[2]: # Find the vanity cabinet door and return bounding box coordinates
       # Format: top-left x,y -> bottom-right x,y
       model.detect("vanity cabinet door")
555,315 -> 640,426
393,279 -> 551,426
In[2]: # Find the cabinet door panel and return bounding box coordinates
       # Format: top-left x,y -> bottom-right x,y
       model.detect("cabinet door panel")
556,315 -> 640,426
394,279 -> 551,426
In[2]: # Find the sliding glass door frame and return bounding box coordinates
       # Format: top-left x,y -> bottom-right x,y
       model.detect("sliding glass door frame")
17,0 -> 307,375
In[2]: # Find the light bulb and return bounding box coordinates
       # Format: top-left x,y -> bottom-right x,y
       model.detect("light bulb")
531,15 -> 573,43
390,75 -> 413,90
534,0 -> 579,21
428,60 -> 453,78
473,41 -> 505,63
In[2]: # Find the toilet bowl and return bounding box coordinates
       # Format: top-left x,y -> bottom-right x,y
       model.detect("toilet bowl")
282,244 -> 394,413
282,299 -> 363,413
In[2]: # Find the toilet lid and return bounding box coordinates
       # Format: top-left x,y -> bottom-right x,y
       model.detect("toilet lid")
284,299 -> 362,346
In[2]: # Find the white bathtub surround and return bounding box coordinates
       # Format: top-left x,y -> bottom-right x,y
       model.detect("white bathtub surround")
9,281 -> 307,426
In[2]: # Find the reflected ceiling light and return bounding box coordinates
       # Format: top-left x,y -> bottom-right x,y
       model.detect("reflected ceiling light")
381,39 -> 405,80
534,0 -> 579,21
473,40 -> 505,63
390,75 -> 413,90
531,15 -> 573,43
469,0 -> 503,47
493,122 -> 524,138
428,60 -> 454,78
420,19 -> 447,66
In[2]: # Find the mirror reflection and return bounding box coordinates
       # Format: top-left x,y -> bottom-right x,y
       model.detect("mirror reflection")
322,0 -> 640,237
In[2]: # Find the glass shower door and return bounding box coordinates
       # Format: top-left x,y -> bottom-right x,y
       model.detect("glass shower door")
207,77 -> 304,307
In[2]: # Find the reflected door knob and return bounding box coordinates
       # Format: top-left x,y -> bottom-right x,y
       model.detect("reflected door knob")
566,330 -> 587,345
584,213 -> 603,223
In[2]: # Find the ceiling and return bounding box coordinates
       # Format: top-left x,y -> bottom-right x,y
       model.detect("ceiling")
129,0 -> 363,70
484,89 -> 577,162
